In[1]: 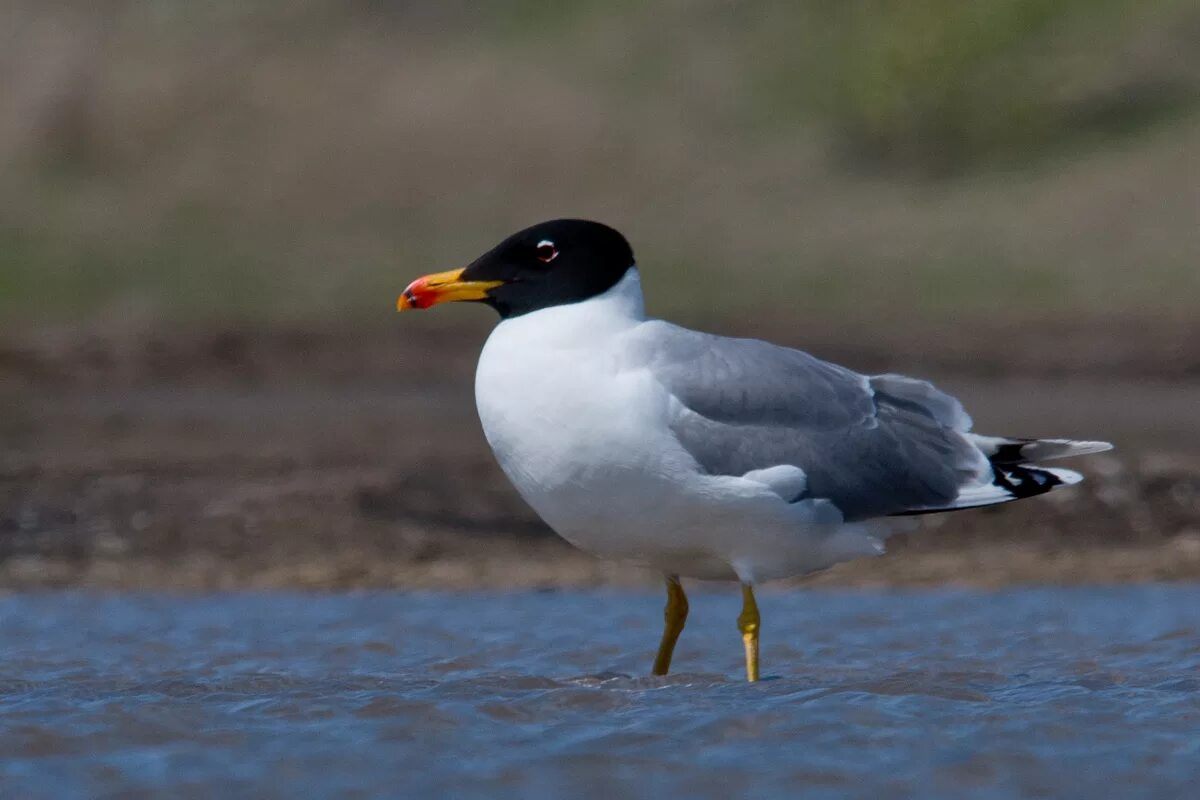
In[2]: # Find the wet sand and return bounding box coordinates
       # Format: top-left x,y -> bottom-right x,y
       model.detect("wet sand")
2,321 -> 1199,590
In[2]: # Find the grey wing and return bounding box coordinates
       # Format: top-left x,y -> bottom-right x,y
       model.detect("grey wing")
628,321 -> 988,521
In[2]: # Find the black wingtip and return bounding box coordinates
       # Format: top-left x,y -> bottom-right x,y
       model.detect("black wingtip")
989,441 -> 1033,466
991,464 -> 1064,499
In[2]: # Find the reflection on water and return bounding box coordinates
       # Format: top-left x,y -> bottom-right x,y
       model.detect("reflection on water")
0,587 -> 1197,798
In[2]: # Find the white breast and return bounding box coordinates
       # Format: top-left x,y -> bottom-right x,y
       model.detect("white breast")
474,272 -> 688,550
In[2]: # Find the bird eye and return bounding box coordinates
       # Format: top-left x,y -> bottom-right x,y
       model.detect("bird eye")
536,240 -> 558,263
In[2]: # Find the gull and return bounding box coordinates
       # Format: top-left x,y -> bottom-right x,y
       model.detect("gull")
397,219 -> 1112,681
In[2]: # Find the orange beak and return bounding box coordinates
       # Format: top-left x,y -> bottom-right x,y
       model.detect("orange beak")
396,268 -> 504,311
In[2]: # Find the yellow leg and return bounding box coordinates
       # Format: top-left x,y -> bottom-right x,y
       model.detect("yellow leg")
737,583 -> 760,682
652,575 -> 689,675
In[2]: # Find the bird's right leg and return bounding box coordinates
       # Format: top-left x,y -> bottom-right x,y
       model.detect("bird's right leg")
738,583 -> 761,682
652,574 -> 689,675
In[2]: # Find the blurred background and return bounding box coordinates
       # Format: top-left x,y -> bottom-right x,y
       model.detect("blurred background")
2,0 -> 1199,589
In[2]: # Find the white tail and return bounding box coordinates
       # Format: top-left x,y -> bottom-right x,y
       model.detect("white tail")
968,436 -> 1113,464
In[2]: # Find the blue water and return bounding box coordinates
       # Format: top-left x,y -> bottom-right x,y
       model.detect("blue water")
1,587 -> 1198,799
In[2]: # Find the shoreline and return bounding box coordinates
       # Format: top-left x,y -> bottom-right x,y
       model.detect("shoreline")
4,322 -> 1198,591
2,538 -> 1198,592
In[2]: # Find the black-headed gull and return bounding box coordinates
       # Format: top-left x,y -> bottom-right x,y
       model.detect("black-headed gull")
397,219 -> 1111,681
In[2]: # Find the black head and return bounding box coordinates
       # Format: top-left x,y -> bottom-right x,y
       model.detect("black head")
397,219 -> 635,319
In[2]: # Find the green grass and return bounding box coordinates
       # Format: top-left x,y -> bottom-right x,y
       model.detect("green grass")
0,217 -> 275,322
1,0 -> 1197,327
491,0 -> 1198,171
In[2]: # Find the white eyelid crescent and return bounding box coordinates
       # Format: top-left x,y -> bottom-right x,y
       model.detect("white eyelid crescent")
536,239 -> 558,262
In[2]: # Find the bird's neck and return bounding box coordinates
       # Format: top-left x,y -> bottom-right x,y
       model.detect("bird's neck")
591,266 -> 646,322
493,267 -> 646,344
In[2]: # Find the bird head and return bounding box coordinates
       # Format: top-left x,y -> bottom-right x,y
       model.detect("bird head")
397,219 -> 634,319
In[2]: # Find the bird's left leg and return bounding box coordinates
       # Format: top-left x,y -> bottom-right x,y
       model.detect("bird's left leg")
737,583 -> 761,682
652,575 -> 689,675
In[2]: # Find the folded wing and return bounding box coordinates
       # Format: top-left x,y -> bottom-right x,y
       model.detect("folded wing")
629,321 -> 1106,522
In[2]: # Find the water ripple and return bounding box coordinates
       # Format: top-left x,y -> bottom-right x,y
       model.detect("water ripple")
0,587 -> 1197,798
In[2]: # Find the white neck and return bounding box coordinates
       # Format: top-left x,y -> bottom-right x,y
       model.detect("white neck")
494,266 -> 646,342
597,266 -> 646,320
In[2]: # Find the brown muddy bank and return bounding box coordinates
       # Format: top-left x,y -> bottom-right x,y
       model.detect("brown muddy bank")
2,320 -> 1199,590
